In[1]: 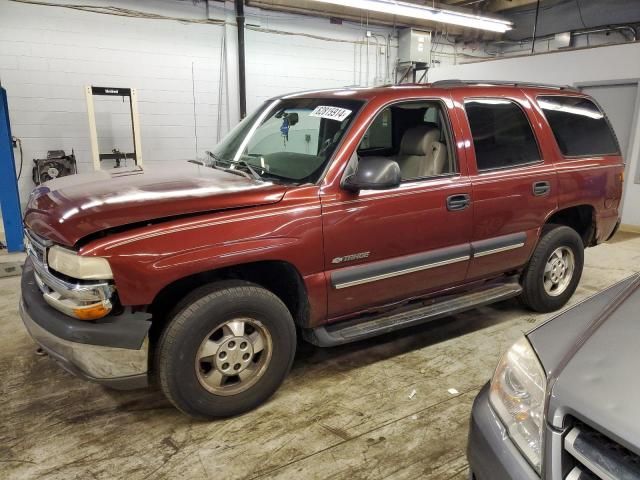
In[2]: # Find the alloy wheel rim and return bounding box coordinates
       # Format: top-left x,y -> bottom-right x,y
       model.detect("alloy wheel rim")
195,318 -> 273,396
543,246 -> 575,297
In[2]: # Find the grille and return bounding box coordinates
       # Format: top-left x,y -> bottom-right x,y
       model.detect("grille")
24,228 -> 51,266
564,421 -> 640,480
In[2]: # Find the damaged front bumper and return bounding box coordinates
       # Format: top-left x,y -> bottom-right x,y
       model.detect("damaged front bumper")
20,259 -> 151,389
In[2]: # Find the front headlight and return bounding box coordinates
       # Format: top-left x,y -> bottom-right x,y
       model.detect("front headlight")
489,337 -> 547,474
48,246 -> 113,280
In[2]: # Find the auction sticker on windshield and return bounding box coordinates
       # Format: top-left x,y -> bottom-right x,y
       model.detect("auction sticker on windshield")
309,106 -> 352,122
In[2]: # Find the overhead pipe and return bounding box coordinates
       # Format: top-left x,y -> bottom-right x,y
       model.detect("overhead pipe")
235,0 -> 247,118
370,32 -> 389,84
492,24 -> 638,46
365,34 -> 370,86
358,41 -> 363,86
370,34 -> 380,84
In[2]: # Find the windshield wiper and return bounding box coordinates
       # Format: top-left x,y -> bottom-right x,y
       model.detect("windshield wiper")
187,158 -> 249,180
233,159 -> 261,181
204,151 -> 262,181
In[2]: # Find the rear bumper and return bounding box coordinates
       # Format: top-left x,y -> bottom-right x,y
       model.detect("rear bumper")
20,259 -> 152,389
467,383 -> 540,480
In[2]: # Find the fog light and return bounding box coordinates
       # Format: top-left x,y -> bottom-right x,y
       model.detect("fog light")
73,303 -> 112,320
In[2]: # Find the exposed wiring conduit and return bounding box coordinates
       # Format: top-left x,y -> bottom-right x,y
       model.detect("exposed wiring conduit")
9,0 -> 389,46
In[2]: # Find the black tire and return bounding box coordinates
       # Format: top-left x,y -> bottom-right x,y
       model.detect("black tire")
519,225 -> 584,313
156,280 -> 296,419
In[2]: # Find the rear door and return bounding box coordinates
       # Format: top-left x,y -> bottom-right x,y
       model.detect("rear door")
451,91 -> 558,281
533,93 -> 626,241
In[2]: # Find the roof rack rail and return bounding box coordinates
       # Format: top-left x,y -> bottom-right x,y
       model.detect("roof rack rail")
431,79 -> 578,91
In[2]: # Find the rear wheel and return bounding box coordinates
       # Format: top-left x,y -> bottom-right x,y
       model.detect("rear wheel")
520,225 -> 584,313
157,281 -> 296,418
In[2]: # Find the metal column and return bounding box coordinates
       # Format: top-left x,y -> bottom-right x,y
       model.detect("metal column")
235,0 -> 247,119
0,87 -> 24,252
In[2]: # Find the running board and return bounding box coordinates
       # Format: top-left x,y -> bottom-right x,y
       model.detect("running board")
304,280 -> 522,347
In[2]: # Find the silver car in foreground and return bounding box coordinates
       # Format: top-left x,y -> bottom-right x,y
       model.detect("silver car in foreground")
468,273 -> 640,480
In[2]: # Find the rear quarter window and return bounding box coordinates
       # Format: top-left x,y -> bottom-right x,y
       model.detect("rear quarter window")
537,95 -> 620,157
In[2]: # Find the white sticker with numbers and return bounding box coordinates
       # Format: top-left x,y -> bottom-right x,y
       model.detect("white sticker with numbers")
309,106 -> 352,122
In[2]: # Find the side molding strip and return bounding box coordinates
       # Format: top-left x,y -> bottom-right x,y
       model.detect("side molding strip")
472,232 -> 527,258
474,242 -> 525,257
334,256 -> 470,289
330,232 -> 527,290
332,244 -> 470,290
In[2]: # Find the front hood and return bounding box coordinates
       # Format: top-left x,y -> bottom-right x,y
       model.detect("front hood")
24,165 -> 287,246
528,274 -> 640,454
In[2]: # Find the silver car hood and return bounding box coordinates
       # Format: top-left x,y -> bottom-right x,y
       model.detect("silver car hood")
527,274 -> 640,456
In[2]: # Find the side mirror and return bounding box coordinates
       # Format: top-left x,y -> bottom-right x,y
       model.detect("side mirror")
342,157 -> 402,192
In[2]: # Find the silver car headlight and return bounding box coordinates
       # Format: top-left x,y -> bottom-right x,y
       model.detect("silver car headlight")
489,337 -> 547,474
48,245 -> 113,280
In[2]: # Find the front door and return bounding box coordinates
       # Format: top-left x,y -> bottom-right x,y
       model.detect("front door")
321,98 -> 473,319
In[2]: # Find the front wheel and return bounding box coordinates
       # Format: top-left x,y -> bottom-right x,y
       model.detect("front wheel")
520,225 -> 584,313
156,281 -> 296,419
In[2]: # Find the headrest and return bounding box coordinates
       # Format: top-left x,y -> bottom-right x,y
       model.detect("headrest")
400,124 -> 441,156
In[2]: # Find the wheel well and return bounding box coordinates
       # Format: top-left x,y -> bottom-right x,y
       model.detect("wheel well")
546,205 -> 596,246
148,261 -> 310,338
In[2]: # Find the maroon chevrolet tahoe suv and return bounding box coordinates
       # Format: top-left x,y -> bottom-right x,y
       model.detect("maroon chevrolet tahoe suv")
20,80 -> 624,418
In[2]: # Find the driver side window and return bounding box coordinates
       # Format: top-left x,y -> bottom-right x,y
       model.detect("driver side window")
357,100 -> 456,181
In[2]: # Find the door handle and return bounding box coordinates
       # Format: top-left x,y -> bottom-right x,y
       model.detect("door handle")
446,194 -> 471,211
532,181 -> 551,196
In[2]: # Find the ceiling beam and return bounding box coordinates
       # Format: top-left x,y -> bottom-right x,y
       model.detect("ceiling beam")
485,0 -> 538,12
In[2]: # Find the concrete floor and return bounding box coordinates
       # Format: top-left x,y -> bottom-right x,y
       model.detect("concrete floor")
1,233 -> 639,480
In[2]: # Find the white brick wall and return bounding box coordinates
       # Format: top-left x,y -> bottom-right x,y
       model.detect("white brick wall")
0,0 -> 396,208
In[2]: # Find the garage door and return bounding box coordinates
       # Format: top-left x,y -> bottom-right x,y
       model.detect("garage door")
582,82 -> 640,227
582,83 -> 638,157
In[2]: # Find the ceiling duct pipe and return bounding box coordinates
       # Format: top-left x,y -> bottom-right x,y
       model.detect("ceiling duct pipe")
235,0 -> 247,119
572,25 -> 637,42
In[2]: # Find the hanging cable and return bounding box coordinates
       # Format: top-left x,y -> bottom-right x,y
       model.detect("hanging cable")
10,0 -> 383,46
9,0 -> 226,24
531,0 -> 541,54
575,0 -> 588,28
191,62 -> 199,158
12,136 -> 23,180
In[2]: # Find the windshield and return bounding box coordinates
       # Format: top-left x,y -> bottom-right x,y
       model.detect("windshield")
210,97 -> 364,184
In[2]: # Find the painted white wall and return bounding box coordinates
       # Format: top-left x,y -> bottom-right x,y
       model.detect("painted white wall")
430,42 -> 640,227
0,0 -> 225,205
0,0 -> 396,210
241,8 -> 397,111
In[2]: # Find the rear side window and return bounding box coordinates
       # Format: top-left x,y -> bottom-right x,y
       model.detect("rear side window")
464,99 -> 541,171
537,95 -> 620,157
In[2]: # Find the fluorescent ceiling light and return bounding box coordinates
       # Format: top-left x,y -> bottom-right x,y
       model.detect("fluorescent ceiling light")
306,0 -> 513,33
